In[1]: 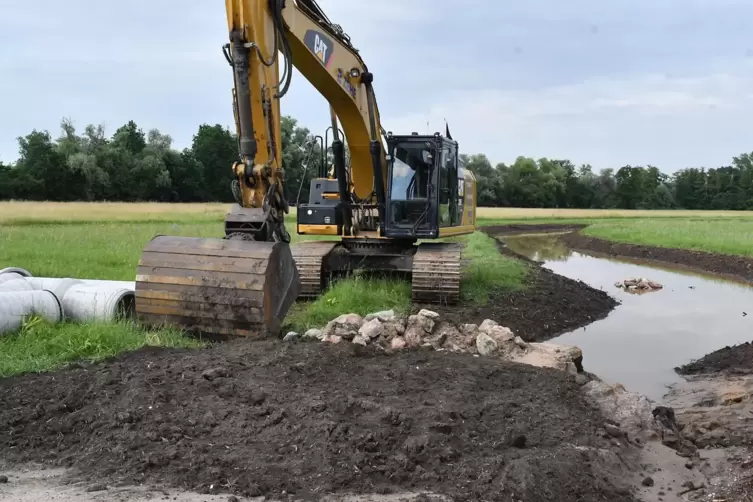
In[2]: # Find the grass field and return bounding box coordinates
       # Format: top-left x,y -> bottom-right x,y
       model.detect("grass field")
4,201 -> 753,377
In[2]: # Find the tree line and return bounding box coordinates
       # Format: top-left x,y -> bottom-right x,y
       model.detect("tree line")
2,116 -> 753,210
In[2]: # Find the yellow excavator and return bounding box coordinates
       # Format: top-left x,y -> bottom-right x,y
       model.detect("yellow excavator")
134,0 -> 477,338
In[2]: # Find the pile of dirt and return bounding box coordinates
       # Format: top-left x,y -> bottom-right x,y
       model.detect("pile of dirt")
419,229 -> 618,343
560,231 -> 753,284
676,341 -> 753,376
0,340 -> 641,502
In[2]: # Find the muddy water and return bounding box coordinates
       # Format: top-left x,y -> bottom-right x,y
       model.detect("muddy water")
502,233 -> 753,401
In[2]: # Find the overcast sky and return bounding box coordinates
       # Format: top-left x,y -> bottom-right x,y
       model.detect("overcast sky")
2,0 -> 753,171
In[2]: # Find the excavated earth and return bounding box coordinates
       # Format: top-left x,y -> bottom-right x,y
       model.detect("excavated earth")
1,340 -> 643,502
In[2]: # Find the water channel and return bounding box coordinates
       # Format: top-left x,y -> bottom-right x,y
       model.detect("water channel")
501,233 -> 753,401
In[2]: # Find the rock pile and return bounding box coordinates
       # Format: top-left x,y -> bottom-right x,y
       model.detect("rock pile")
614,277 -> 663,294
285,309 -> 584,374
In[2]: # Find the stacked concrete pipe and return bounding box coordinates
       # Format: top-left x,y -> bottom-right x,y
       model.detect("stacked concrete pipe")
0,267 -> 136,335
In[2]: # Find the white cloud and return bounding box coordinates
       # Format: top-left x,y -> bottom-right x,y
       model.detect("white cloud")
383,68 -> 753,171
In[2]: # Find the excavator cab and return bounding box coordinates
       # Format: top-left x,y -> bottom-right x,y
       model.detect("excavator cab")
384,132 -> 455,240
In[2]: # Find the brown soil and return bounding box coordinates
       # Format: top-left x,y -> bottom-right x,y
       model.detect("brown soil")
676,341 -> 753,376
0,341 -> 640,502
415,228 -> 618,343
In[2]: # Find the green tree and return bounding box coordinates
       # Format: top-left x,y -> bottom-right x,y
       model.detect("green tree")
191,124 -> 238,202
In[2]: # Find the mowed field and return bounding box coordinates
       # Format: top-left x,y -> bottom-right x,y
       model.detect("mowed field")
3,200 -> 753,376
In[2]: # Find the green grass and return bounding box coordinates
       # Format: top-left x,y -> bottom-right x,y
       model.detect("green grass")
0,317 -> 204,378
285,276 -> 413,333
582,218 -> 753,258
458,231 -> 529,304
0,222 -> 223,279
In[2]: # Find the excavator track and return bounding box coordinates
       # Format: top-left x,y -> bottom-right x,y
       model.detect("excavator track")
134,235 -> 300,338
290,241 -> 339,298
411,242 -> 462,304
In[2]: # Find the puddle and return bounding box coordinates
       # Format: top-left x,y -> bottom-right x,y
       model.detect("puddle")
502,233 -> 753,401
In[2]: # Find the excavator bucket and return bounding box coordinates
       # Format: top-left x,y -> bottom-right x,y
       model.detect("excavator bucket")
134,235 -> 300,338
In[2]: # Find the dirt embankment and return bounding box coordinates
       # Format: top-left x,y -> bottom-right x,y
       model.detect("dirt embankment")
560,231 -> 753,284
418,226 -> 618,343
677,342 -> 753,376
0,341 -> 641,502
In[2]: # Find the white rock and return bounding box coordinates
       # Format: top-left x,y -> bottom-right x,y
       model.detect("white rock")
417,309 -> 440,320
303,328 -> 324,340
333,313 -> 365,327
323,313 -> 363,340
382,321 -> 406,339
508,343 -> 581,372
404,325 -> 424,348
476,332 -> 499,356
487,325 -> 515,344
359,318 -> 384,339
478,319 -> 499,335
583,380 -> 659,442
352,335 -> 369,346
408,313 -> 436,334
364,309 -> 396,322
283,331 -> 299,342
322,335 -> 343,344
390,337 -> 406,350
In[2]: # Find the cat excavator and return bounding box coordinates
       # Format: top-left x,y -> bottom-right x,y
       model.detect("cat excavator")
133,0 -> 477,338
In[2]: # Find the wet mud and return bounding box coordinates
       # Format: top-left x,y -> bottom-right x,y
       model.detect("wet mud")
0,341 -> 640,502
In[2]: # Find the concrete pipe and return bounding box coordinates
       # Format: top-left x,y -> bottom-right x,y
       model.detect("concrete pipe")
0,290 -> 63,335
59,282 -> 135,323
0,267 -> 32,279
0,277 -> 34,292
26,278 -> 85,300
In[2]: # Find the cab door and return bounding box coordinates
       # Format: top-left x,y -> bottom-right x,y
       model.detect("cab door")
439,142 -> 459,227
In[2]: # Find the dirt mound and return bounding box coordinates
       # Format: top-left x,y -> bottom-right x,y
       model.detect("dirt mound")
676,341 -> 753,376
560,231 -> 753,284
421,231 -> 618,343
0,340 -> 639,501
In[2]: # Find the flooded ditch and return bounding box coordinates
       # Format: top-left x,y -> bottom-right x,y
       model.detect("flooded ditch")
501,232 -> 753,401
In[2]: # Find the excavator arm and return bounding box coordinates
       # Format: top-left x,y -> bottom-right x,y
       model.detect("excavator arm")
223,0 -> 387,240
